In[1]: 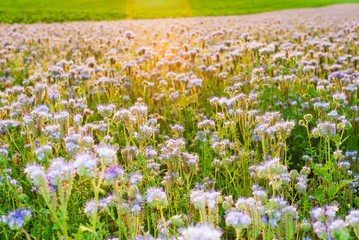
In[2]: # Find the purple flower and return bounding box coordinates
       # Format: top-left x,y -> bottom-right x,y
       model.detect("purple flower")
103,165 -> 125,184
2,209 -> 32,230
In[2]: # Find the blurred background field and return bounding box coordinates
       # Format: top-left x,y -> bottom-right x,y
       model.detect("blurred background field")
1,0 -> 359,23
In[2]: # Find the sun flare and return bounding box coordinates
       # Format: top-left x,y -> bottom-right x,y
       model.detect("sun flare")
126,0 -> 192,19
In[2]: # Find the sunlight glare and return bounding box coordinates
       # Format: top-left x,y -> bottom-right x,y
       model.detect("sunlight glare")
126,0 -> 192,19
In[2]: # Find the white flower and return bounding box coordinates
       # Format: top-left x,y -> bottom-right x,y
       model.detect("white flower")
73,151 -> 98,177
225,210 -> 252,230
96,144 -> 118,166
179,224 -> 221,240
24,163 -> 46,186
146,187 -> 168,208
346,210 -> 359,228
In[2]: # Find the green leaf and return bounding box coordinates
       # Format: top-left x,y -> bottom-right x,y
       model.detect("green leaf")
52,222 -> 61,230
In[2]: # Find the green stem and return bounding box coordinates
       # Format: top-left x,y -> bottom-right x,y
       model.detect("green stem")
21,228 -> 31,240
114,182 -> 123,239
327,138 -> 330,162
91,166 -> 106,239
235,228 -> 242,240
267,179 -> 276,239
40,185 -> 67,238
159,207 -> 170,239
58,182 -> 69,240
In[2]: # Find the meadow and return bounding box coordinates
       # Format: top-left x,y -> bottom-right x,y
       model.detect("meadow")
1,0 -> 359,23
1,3 -> 359,240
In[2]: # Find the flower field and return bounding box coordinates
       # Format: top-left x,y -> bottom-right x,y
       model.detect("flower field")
1,4 -> 359,240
